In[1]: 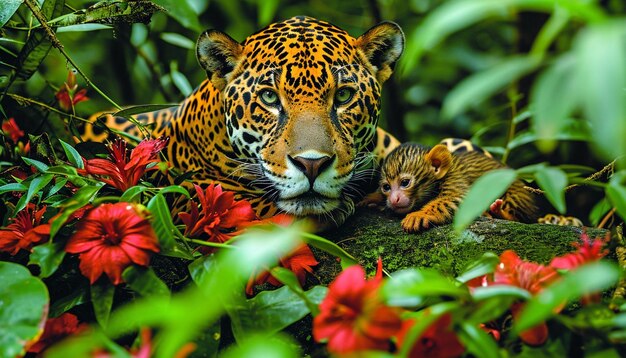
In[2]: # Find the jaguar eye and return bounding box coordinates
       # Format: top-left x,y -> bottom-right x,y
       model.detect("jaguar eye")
381,183 -> 391,192
259,89 -> 279,106
334,87 -> 355,105
400,179 -> 411,188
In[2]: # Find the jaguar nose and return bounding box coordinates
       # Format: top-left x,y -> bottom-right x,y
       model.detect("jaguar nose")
288,155 -> 334,186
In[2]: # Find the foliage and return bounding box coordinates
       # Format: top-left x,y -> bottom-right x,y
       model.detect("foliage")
0,0 -> 625,357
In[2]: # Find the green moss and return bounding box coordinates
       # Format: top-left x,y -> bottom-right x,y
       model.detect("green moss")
314,209 -> 610,284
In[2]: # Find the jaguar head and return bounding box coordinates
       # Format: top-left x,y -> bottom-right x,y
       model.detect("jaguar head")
196,16 -> 403,216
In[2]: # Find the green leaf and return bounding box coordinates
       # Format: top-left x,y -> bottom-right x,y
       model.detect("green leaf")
534,166 -> 568,214
159,185 -> 190,197
22,157 -> 50,172
49,288 -> 88,318
589,197 -> 612,227
188,254 -> 216,285
531,54 -> 578,152
29,242 -> 66,278
453,169 -> 517,232
91,281 -> 115,328
514,261 -> 620,334
160,32 -> 194,49
383,268 -> 468,307
221,334 -> 300,358
0,0 -> 22,27
227,285 -> 327,340
607,171 -> 626,222
457,321 -> 500,358
170,66 -> 192,96
151,0 -> 201,31
45,164 -> 78,176
468,288 -> 523,324
257,0 -> 279,26
59,139 -> 84,169
0,262 -> 49,358
508,120 -> 592,150
111,104 -> 176,119
302,232 -> 357,269
456,252 -> 498,284
0,182 -> 27,195
147,193 -> 193,259
48,1 -> 164,27
270,267 -> 326,315
576,20 -> 626,163
49,183 -> 103,240
442,55 -> 540,118
56,24 -> 112,32
14,173 -> 53,213
396,302 -> 458,357
120,185 -> 150,202
122,266 -> 170,298
46,177 -> 67,198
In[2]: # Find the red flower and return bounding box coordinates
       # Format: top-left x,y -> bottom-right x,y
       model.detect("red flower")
28,313 -> 84,354
313,259 -> 402,354
494,251 -> 559,346
1,118 -> 24,143
396,313 -> 465,358
65,203 -> 159,285
550,232 -> 609,270
179,184 -> 256,251
0,204 -> 50,255
80,137 -> 168,191
56,70 -> 89,112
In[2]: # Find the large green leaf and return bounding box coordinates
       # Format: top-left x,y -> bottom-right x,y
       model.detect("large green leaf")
383,268 -> 468,307
29,242 -> 66,278
453,169 -> 517,232
91,281 -> 115,328
576,20 -> 626,163
530,55 -> 579,153
146,193 -> 194,259
442,55 -> 540,118
514,261 -> 620,334
607,171 -> 626,222
122,266 -> 170,298
0,262 -> 49,358
534,166 -> 568,214
48,1 -> 164,27
227,285 -> 327,340
221,334 -> 300,358
151,0 -> 201,31
302,232 -> 357,269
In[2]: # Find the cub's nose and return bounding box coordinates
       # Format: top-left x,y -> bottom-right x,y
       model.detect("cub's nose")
288,155 -> 334,186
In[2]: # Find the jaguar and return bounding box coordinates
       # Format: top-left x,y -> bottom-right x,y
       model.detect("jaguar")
80,16 -> 404,226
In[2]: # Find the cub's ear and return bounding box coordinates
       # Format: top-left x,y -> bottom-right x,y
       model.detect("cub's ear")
356,21 -> 405,84
196,30 -> 243,91
425,144 -> 453,179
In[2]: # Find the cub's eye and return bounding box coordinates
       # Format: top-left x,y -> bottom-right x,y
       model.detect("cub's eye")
259,89 -> 279,106
381,183 -> 391,192
334,87 -> 355,105
400,179 -> 411,188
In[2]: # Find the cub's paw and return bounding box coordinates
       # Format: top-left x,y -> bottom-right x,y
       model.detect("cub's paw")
357,192 -> 385,209
401,211 -> 439,233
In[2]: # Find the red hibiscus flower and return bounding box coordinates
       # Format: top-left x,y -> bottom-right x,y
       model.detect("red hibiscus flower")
550,232 -> 609,270
65,203 -> 159,285
1,118 -> 24,143
80,137 -> 168,191
56,70 -> 89,112
179,184 -> 256,251
0,204 -> 50,255
313,259 -> 402,354
28,313 -> 85,354
396,313 -> 465,358
495,250 -> 559,346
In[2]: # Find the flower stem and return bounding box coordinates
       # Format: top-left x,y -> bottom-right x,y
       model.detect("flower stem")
181,237 -> 235,249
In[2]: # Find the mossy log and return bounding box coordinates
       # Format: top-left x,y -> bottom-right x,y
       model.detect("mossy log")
311,208 -> 611,284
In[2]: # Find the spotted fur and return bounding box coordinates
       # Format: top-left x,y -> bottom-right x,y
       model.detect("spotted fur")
379,142 -> 538,232
80,16 -> 403,225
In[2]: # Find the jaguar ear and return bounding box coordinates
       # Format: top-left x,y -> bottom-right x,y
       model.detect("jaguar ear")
356,21 -> 404,83
196,30 -> 243,91
425,144 -> 453,180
